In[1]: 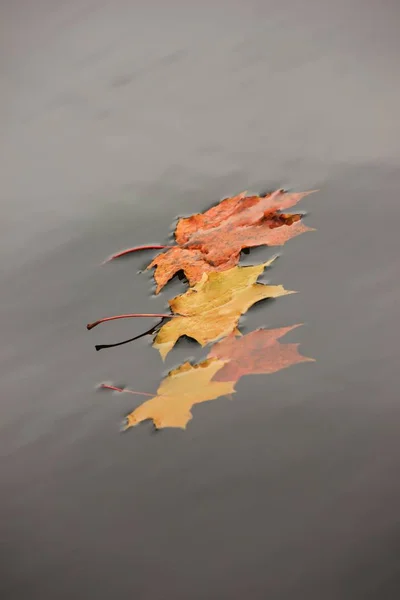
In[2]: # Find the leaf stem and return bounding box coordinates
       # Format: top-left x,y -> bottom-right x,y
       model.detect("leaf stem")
99,384 -> 153,397
87,313 -> 173,331
95,318 -> 165,351
104,245 -> 175,263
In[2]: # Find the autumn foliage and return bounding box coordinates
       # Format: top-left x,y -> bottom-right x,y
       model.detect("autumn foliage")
108,189 -> 316,292
153,258 -> 293,359
89,189 -> 316,430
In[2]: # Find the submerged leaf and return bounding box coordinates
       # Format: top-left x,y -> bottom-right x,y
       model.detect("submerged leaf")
208,324 -> 315,383
107,325 -> 314,430
124,358 -> 235,429
153,258 -> 295,359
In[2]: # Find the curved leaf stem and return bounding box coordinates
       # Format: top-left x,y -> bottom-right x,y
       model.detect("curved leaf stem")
94,318 -> 166,351
87,313 -> 173,331
99,384 -> 153,397
104,245 -> 175,263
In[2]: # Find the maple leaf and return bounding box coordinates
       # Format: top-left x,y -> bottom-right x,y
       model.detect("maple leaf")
150,189 -> 316,292
173,190 -> 313,245
106,189 -> 316,293
121,358 -> 235,429
153,258 -> 294,359
208,324 -> 315,384
179,213 -> 310,267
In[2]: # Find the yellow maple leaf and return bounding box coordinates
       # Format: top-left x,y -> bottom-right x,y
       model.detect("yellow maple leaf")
124,358 -> 235,429
153,257 -> 295,359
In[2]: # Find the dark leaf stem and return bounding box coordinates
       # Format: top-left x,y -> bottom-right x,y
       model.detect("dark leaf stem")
94,318 -> 166,351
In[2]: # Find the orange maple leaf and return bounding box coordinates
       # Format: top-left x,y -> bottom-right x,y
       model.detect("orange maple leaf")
107,189 -> 317,292
174,190 -> 312,245
208,324 -> 314,383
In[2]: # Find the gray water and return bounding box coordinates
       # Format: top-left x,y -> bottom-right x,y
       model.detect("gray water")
1,1 -> 400,598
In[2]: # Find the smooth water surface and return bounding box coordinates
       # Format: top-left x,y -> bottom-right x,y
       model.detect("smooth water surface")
1,1 -> 400,598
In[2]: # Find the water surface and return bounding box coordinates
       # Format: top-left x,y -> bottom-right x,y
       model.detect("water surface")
1,1 -> 400,598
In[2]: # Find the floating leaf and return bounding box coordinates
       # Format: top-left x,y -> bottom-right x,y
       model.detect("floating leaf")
123,358 -> 235,429
153,258 -> 295,359
175,190 -> 312,244
107,189 -> 316,292
208,324 -> 315,383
